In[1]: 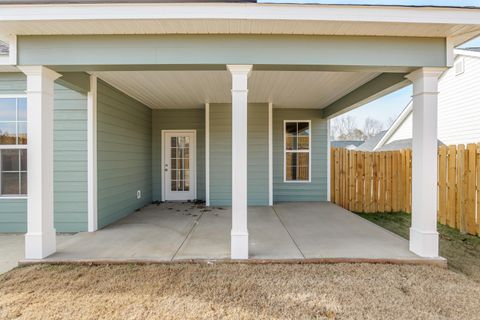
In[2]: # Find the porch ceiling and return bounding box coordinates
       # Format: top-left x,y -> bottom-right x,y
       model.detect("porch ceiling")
95,70 -> 380,109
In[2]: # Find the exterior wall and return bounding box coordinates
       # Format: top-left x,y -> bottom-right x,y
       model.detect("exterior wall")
437,55 -> 480,145
209,104 -> 231,206
53,82 -> 88,232
386,55 -> 480,147
386,112 -> 413,144
273,109 -> 328,202
152,109 -> 205,201
97,80 -> 152,229
247,103 -> 269,205
208,103 -> 270,206
0,73 -> 89,232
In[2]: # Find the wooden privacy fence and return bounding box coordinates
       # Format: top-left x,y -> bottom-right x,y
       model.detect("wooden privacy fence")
330,144 -> 480,236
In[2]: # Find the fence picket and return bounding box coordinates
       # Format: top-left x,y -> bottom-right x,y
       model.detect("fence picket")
372,153 -> 378,212
467,144 -> 476,235
378,152 -> 386,213
438,146 -> 447,225
457,145 -> 466,233
447,145 -> 457,228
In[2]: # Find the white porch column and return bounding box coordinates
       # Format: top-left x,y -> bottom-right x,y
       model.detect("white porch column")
227,64 -> 252,259
19,66 -> 61,259
406,67 -> 444,258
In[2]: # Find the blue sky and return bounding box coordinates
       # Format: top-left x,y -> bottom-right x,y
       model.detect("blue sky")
260,0 -> 480,128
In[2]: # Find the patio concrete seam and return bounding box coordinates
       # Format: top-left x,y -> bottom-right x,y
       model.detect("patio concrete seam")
170,209 -> 206,261
272,205 -> 306,259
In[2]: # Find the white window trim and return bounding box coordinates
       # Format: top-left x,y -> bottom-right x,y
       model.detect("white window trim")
0,95 -> 28,198
283,120 -> 312,183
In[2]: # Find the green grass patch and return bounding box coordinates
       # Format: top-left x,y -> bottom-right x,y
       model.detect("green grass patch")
356,212 -> 480,282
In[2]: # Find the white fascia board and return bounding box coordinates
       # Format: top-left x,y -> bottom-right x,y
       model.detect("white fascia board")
454,48 -> 480,59
0,3 -> 479,25
374,100 -> 413,150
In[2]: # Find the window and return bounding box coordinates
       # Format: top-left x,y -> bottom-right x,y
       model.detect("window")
0,97 -> 27,196
284,121 -> 310,182
455,58 -> 465,76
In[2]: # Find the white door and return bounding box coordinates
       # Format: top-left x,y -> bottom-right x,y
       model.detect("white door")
163,131 -> 196,201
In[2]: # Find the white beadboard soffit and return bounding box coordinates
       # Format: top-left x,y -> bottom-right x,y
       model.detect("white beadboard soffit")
95,70 -> 380,109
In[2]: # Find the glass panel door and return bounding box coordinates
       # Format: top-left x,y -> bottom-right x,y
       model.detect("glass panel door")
164,131 -> 195,201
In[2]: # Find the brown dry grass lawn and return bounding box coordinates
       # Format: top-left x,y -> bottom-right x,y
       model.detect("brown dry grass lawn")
1,263 -> 480,320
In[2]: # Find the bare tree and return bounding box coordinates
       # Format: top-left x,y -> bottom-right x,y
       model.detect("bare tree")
386,116 -> 396,128
331,116 -> 358,140
363,117 -> 384,138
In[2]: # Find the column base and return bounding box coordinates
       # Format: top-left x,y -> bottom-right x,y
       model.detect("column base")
231,231 -> 249,259
25,229 -> 56,259
409,227 -> 439,258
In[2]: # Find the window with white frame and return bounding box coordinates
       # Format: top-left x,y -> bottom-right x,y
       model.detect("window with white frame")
284,121 -> 310,182
0,97 -> 27,196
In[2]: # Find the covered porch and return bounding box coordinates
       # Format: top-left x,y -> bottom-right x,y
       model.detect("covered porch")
40,202 -> 429,263
2,2 -> 477,263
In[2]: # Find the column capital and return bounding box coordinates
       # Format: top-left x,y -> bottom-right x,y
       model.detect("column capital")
227,64 -> 253,77
405,67 -> 446,83
18,66 -> 62,81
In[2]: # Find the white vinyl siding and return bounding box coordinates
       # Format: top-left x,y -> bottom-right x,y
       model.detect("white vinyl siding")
437,55 -> 480,145
386,112 -> 413,145
385,54 -> 480,147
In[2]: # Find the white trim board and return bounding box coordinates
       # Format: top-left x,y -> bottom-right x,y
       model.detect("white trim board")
0,4 -> 479,45
205,103 -> 210,206
0,3 -> 479,25
87,75 -> 98,232
268,102 -> 273,206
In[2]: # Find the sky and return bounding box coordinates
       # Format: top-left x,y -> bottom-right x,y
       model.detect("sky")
260,0 -> 480,131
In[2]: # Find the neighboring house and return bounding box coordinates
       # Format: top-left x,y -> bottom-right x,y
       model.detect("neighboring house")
0,1 -> 478,260
371,48 -> 480,151
330,140 -> 364,150
355,131 -> 387,151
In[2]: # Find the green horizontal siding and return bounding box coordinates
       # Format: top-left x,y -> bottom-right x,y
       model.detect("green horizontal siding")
0,73 -> 89,232
209,104 -> 232,206
209,103 -> 269,206
53,82 -> 88,232
273,109 -> 328,202
18,35 -> 447,69
248,104 -> 269,205
97,80 -> 152,229
0,199 -> 27,233
152,109 -> 205,201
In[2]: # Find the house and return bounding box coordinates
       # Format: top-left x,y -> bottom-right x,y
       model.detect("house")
366,48 -> 480,151
0,1 -> 479,261
355,125 -> 444,151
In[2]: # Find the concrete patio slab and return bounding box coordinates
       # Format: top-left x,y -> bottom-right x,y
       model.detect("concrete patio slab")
50,203 -> 201,261
0,234 -> 73,274
249,206 -> 303,259
273,202 -> 420,259
13,202 -> 445,267
174,207 -> 230,260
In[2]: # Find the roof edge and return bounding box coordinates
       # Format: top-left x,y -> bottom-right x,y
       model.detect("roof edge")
375,100 -> 412,151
